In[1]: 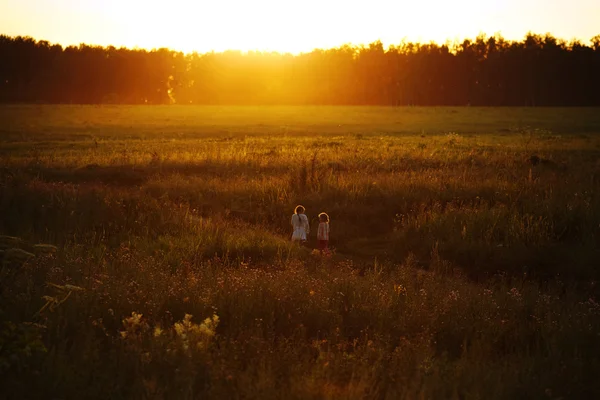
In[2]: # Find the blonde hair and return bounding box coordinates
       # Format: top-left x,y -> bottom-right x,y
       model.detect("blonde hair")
318,212 -> 329,222
295,205 -> 305,214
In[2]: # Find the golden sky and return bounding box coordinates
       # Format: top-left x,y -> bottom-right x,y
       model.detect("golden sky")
1,0 -> 598,53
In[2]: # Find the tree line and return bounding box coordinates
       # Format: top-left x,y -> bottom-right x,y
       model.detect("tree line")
1,33 -> 599,106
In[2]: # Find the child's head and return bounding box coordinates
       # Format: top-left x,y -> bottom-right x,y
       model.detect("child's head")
295,205 -> 305,215
319,212 -> 329,223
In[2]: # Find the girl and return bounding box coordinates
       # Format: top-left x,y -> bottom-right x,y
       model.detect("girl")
317,212 -> 330,251
291,205 -> 309,243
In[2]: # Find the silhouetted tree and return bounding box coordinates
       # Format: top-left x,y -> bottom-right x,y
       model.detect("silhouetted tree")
0,33 -> 598,106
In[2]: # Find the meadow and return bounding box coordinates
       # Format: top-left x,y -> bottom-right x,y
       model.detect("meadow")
1,105 -> 600,399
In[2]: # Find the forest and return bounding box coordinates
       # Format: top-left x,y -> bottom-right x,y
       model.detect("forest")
1,33 -> 600,106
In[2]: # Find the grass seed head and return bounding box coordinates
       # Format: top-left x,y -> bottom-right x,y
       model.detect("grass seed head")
33,244 -> 58,254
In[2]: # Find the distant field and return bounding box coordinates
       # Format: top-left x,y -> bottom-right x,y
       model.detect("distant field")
2,106 -> 600,399
2,105 -> 600,140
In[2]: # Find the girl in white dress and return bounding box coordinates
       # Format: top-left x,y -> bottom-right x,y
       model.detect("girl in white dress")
291,205 -> 309,243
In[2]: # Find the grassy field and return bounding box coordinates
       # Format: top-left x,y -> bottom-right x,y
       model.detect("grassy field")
1,105 -> 600,399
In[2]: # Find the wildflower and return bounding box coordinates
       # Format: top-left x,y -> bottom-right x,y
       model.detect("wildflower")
174,320 -> 187,337
448,290 -> 460,301
173,313 -> 219,353
153,326 -> 163,337
508,287 -> 522,300
127,312 -> 143,326
198,325 -> 213,337
199,314 -> 219,337
309,290 -> 315,296
394,284 -> 407,296
120,312 -> 145,339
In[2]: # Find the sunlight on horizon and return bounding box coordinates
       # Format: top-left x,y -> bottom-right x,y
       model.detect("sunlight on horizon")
1,0 -> 599,54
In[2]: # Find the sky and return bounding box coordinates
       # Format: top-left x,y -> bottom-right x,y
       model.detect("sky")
1,0 -> 599,54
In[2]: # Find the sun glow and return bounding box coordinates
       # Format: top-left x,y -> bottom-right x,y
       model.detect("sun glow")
1,0 -> 599,54
102,0 -> 515,53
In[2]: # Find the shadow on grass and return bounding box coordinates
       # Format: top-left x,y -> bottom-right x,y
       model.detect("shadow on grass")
17,161 -> 291,186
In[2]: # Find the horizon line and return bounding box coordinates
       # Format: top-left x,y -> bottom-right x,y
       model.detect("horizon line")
3,31 -> 599,56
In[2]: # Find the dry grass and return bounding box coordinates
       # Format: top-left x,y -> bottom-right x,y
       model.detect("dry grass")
1,105 -> 600,399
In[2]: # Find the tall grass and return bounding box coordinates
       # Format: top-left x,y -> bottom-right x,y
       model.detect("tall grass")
1,106 -> 600,398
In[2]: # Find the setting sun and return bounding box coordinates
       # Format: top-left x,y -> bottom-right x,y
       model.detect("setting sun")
1,0 -> 599,53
